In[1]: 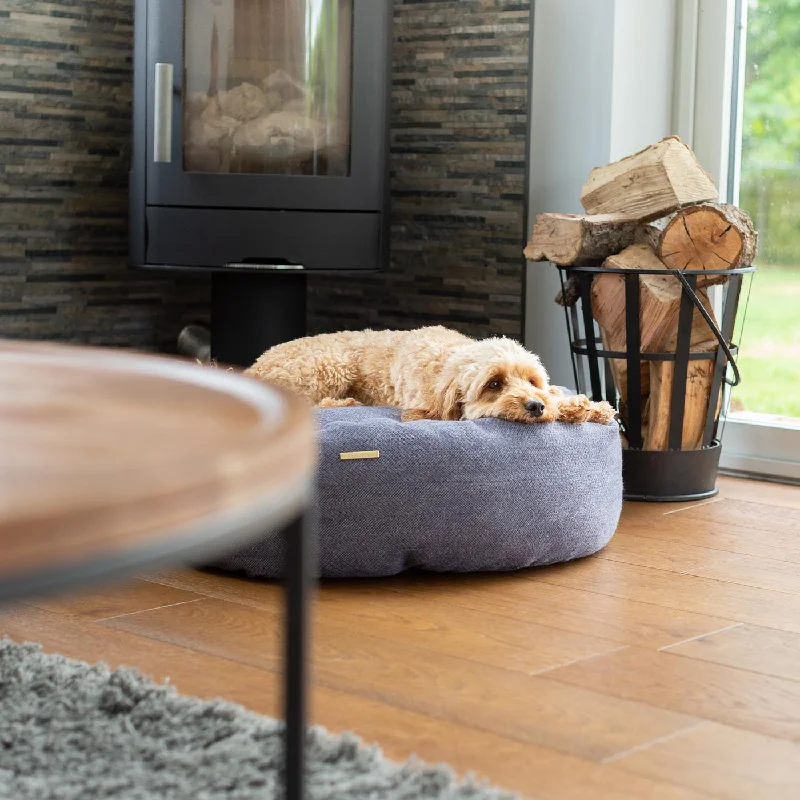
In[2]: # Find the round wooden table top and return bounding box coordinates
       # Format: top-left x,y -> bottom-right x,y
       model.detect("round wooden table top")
0,340 -> 316,600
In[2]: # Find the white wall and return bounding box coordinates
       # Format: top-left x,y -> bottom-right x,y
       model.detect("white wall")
693,0 -> 738,198
525,0 -> 615,387
610,0 -> 677,159
525,0 -> 678,387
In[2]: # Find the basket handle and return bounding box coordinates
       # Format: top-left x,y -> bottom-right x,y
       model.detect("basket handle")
672,271 -> 741,387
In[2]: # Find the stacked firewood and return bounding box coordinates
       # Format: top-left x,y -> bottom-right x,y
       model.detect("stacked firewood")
185,70 -> 347,174
525,137 -> 757,450
186,71 -> 323,156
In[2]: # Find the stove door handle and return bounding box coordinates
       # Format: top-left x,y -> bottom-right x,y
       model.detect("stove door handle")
153,62 -> 173,163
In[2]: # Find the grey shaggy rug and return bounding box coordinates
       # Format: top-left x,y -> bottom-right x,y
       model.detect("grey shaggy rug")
0,639 -> 517,800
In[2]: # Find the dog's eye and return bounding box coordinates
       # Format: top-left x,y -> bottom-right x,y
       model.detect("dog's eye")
486,379 -> 503,391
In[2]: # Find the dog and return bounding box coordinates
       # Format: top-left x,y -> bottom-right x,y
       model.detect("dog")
245,326 -> 616,425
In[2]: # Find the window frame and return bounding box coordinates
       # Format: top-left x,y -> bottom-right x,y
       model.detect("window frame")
686,0 -> 800,482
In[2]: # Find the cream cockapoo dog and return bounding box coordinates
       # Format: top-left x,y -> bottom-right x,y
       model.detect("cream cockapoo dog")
246,326 -> 616,425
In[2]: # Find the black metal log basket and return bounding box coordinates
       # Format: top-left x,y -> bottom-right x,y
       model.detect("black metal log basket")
557,264 -> 755,502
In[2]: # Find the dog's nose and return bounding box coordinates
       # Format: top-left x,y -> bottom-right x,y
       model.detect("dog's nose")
525,399 -> 545,418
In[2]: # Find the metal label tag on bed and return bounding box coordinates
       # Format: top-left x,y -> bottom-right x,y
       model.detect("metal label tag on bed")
339,450 -> 380,461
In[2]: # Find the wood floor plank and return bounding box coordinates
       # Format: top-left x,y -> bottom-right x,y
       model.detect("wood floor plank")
615,721 -> 800,800
146,571 -> 625,674
0,604 -> 282,719
621,496 -> 800,545
665,624 -> 800,683
23,578 -> 204,621
146,569 -> 282,605
615,511 -> 800,566
315,587 -> 626,674
600,534 -> 800,596
0,604 -> 712,800
150,568 -> 735,651
717,476 -> 800,510
665,497 -> 800,538
338,707 -> 717,800
101,597 -> 700,762
689,555 -> 800,595
3,476 -> 797,796
379,573 -> 733,649
620,499 -> 722,525
600,534 -> 724,573
545,645 -> 800,741
536,557 -> 800,635
619,496 -> 800,560
315,693 -> 715,800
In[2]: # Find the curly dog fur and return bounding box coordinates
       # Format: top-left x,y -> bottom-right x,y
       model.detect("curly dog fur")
245,326 -> 616,425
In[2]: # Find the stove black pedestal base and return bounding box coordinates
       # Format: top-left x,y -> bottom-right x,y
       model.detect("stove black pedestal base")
211,272 -> 307,369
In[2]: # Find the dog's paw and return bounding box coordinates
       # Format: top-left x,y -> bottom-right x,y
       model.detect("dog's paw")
555,394 -> 592,424
586,400 -> 617,425
401,408 -> 434,422
556,395 -> 617,425
317,397 -> 363,408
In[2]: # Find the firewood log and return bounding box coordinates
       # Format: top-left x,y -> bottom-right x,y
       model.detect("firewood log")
644,289 -> 721,451
187,96 -> 239,149
581,136 -> 718,220
637,203 -> 757,286
232,110 -> 323,151
524,212 -> 638,266
591,243 -> 713,438
645,357 -> 716,451
664,287 -> 719,352
219,82 -> 277,122
590,243 -> 672,426
591,244 -> 682,353
599,325 -> 650,431
554,273 -> 581,307
262,69 -> 308,102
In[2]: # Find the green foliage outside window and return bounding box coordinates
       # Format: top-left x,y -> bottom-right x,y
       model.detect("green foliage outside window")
732,0 -> 800,417
739,0 -> 800,267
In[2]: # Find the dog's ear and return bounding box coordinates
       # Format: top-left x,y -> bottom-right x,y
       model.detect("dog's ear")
430,378 -> 463,421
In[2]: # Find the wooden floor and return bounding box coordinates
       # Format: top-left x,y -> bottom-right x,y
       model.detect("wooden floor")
3,475 -> 800,798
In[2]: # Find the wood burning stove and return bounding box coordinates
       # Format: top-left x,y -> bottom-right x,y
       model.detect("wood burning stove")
130,0 -> 392,366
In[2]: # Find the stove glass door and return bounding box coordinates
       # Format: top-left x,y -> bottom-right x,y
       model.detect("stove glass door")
183,0 -> 352,177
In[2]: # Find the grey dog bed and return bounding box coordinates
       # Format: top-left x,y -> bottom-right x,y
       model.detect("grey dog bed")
213,406 -> 622,578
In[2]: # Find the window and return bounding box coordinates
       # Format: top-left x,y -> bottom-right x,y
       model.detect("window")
732,0 -> 800,423
689,0 -> 800,480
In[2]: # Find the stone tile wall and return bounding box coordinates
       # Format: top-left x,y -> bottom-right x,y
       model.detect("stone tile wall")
0,0 -> 529,351
309,0 -> 530,340
0,0 -> 209,350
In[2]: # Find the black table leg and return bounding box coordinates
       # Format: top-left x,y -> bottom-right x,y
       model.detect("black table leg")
284,511 -> 312,800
